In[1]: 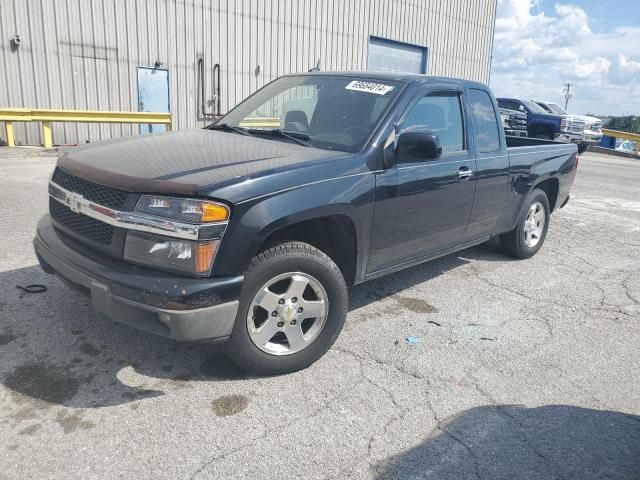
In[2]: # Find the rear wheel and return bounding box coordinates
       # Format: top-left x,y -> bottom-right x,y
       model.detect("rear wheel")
500,188 -> 550,259
226,242 -> 347,375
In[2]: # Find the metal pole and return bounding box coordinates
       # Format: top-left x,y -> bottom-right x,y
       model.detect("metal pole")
564,83 -> 572,110
42,121 -> 53,149
5,122 -> 15,147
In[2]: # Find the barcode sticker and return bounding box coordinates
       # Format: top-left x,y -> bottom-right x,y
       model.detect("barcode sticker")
345,80 -> 394,95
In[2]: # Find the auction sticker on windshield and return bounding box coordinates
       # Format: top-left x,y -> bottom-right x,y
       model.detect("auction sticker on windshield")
345,80 -> 394,95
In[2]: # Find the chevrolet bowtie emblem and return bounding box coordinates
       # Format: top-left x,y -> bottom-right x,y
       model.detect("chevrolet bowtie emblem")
67,192 -> 83,213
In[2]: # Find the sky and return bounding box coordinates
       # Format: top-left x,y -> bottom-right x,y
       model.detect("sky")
490,0 -> 640,116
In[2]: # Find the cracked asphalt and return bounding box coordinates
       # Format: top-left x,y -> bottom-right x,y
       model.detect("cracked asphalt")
1,147 -> 639,479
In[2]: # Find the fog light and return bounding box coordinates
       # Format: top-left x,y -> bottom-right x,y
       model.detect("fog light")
124,231 -> 218,276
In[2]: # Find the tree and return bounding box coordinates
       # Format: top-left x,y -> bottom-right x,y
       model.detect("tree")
604,116 -> 640,133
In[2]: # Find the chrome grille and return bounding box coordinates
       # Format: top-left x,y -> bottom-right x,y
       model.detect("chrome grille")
568,119 -> 586,133
49,197 -> 115,245
51,168 -> 128,209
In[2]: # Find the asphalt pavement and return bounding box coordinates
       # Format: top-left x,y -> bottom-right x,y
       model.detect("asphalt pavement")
0,147 -> 639,479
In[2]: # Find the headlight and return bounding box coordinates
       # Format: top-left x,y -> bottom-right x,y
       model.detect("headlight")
124,231 -> 218,276
135,195 -> 229,223
126,196 -> 229,276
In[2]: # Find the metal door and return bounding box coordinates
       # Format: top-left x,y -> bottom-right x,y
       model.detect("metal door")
137,67 -> 170,134
368,88 -> 476,273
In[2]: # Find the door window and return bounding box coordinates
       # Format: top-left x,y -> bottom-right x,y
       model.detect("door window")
400,92 -> 465,154
469,89 -> 501,153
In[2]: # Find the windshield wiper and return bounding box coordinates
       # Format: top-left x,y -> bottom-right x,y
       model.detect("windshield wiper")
207,123 -> 252,136
249,129 -> 313,147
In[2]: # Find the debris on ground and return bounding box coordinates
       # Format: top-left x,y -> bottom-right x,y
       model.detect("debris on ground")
405,336 -> 421,345
16,284 -> 47,298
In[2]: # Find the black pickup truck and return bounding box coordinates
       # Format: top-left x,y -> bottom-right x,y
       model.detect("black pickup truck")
34,72 -> 577,374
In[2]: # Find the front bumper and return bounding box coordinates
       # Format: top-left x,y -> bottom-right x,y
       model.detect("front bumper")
555,132 -> 582,143
504,129 -> 527,137
582,130 -> 602,143
34,215 -> 243,342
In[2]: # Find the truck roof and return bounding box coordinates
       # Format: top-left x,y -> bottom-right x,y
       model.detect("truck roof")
287,70 -> 489,90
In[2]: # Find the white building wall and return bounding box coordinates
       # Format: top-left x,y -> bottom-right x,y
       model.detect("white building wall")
0,0 -> 497,146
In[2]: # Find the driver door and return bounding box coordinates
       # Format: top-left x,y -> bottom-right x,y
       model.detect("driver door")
367,88 -> 477,273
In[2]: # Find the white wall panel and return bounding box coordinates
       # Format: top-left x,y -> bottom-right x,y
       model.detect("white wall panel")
0,0 -> 497,146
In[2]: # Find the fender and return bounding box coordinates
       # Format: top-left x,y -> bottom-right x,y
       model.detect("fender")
212,172 -> 376,281
494,146 -> 575,235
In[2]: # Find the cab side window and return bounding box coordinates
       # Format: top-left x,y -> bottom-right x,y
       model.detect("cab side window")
469,89 -> 501,153
498,99 -> 520,111
401,92 -> 465,154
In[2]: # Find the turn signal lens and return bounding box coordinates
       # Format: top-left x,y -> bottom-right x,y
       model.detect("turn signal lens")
195,240 -> 218,273
201,203 -> 230,222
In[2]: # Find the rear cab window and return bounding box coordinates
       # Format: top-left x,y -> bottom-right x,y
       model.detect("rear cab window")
469,89 -> 501,153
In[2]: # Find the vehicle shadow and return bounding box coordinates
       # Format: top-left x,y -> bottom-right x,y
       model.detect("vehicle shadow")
0,241 -> 509,409
0,264 -> 247,410
373,404 -> 640,480
349,240 -> 508,311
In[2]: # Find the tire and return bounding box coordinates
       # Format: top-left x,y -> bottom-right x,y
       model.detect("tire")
499,188 -> 551,259
226,241 -> 348,375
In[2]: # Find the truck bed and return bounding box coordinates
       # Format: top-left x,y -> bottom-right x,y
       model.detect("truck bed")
505,135 -> 564,148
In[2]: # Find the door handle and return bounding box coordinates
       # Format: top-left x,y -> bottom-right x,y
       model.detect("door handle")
458,166 -> 473,180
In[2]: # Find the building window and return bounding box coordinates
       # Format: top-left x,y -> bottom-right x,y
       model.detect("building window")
367,36 -> 428,75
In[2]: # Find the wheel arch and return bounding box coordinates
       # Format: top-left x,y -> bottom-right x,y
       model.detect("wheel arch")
532,177 -> 560,212
253,209 -> 360,286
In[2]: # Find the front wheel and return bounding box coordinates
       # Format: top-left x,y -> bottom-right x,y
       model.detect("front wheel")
226,242 -> 347,375
499,188 -> 550,259
577,143 -> 589,154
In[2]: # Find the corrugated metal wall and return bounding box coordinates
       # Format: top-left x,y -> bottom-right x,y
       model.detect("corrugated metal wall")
0,0 -> 497,146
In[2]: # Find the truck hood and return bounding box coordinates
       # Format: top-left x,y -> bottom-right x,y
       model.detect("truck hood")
566,114 -> 602,124
57,129 -> 347,196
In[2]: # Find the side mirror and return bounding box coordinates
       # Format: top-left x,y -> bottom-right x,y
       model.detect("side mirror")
395,129 -> 442,163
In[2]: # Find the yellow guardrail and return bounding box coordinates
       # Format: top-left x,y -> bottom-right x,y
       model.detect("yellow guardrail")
1,108 -> 172,149
601,128 -> 640,144
239,117 -> 281,129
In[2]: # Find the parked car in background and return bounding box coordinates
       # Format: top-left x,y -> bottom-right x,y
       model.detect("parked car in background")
499,107 -> 528,137
616,140 -> 638,155
533,100 -> 603,147
497,98 -> 581,143
34,72 -> 578,375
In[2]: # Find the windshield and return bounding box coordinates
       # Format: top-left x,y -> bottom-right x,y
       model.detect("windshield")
521,99 -> 549,114
215,75 -> 403,152
534,102 -> 553,113
547,102 -> 567,115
